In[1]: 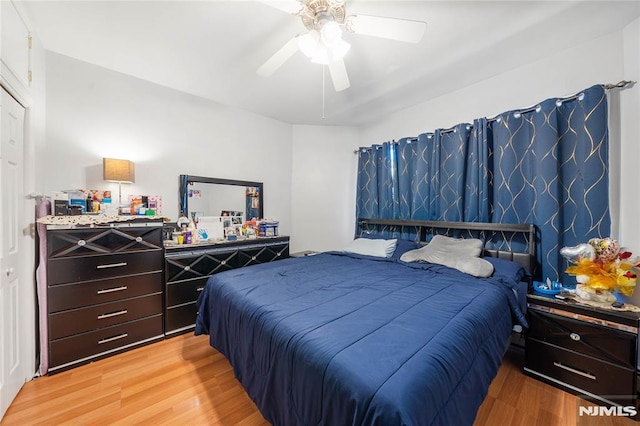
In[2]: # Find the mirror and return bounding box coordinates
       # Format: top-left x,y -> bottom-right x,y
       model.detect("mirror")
179,175 -> 263,222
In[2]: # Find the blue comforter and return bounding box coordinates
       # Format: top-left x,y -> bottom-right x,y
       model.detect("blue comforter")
195,252 -> 526,426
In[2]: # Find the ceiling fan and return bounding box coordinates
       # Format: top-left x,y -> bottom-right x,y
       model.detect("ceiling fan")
256,0 -> 427,92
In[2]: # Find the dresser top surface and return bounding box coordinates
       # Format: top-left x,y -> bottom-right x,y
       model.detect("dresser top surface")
164,235 -> 289,252
528,293 -> 640,324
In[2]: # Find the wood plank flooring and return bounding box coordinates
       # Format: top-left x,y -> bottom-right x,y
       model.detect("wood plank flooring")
0,333 -> 635,425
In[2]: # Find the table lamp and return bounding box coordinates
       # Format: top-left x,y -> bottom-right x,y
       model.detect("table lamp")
103,158 -> 135,206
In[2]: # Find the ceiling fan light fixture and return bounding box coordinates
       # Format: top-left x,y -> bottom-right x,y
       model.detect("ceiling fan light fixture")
307,38 -> 350,64
310,45 -> 330,64
321,21 -> 342,44
299,24 -> 350,65
298,30 -> 320,57
327,38 -> 350,62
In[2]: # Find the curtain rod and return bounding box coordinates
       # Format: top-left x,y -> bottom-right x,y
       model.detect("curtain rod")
604,80 -> 635,90
354,80 -> 636,154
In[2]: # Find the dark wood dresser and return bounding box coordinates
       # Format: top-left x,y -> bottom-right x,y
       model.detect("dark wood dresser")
46,219 -> 164,373
525,294 -> 640,410
164,236 -> 290,335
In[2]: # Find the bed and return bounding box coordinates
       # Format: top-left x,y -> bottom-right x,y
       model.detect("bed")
195,219 -> 536,425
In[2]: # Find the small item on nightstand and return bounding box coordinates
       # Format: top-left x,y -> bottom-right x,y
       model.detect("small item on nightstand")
533,279 -> 562,296
612,301 -> 625,308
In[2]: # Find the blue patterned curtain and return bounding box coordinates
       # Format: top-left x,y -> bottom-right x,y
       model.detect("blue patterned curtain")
356,142 -> 399,220
356,85 -> 610,281
490,85 -> 609,280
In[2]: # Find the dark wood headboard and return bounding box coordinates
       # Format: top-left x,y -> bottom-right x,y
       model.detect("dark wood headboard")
357,218 -> 538,280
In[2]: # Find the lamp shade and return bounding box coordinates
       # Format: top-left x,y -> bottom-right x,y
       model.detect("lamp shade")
103,158 -> 135,183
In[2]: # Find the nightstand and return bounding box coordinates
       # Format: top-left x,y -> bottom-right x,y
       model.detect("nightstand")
524,294 -> 640,409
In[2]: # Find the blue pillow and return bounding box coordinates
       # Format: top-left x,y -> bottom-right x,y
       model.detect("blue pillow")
392,239 -> 422,260
483,256 -> 527,282
360,233 -> 421,260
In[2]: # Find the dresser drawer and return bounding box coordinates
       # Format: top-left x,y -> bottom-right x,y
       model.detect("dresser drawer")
48,250 -> 163,285
47,226 -> 162,259
165,250 -> 237,283
166,277 -> 208,307
48,272 -> 163,313
49,315 -> 163,370
236,243 -> 289,267
526,338 -> 636,399
49,293 -> 162,340
165,302 -> 197,334
528,308 -> 636,368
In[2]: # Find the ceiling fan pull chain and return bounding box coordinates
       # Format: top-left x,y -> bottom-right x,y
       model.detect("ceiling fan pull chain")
322,65 -> 326,120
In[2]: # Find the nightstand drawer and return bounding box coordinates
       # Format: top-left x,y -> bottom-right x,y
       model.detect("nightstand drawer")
49,315 -> 163,370
526,339 -> 636,399
49,293 -> 163,339
48,272 -> 163,313
48,250 -> 163,285
528,308 -> 636,368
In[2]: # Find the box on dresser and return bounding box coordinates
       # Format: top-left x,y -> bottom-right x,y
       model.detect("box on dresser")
45,218 -> 165,373
525,293 -> 640,415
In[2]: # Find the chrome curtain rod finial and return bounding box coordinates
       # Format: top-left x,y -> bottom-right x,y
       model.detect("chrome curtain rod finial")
604,80 -> 635,90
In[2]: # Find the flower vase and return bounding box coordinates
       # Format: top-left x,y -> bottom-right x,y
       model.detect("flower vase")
575,283 -> 616,303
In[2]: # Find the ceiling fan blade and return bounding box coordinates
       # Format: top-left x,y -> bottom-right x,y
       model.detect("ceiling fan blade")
349,15 -> 426,43
257,0 -> 303,14
257,35 -> 300,76
328,59 -> 350,92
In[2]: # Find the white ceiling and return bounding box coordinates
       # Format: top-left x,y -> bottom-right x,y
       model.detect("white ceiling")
21,0 -> 640,126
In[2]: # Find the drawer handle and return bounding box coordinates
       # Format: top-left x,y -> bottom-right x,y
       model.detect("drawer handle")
196,287 -> 204,292
96,262 -> 128,269
570,333 -> 581,341
252,256 -> 257,261
98,333 -> 128,345
135,237 -> 142,242
553,362 -> 596,380
98,309 -> 128,320
97,286 -> 128,295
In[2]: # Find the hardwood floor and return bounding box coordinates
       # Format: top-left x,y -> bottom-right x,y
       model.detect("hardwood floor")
0,334 -> 635,425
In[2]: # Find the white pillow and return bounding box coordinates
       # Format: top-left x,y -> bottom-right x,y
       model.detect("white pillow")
400,235 -> 483,263
400,235 -> 494,277
343,238 -> 397,258
452,257 -> 494,278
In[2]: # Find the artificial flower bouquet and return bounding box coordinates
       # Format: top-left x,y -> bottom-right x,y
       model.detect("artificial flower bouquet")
561,237 -> 639,299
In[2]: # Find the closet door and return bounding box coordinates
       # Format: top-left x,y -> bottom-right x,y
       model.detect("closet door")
0,86 -> 25,419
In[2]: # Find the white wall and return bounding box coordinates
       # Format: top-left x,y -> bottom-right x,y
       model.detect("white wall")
359,30 -> 626,144
291,125 -> 359,253
619,18 -> 640,253
42,52 -> 293,235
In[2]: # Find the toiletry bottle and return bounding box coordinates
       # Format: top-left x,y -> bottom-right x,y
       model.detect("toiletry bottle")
187,220 -> 197,244
86,193 -> 93,213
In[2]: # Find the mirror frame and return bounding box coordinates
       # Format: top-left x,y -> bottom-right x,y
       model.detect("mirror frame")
179,175 -> 264,220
